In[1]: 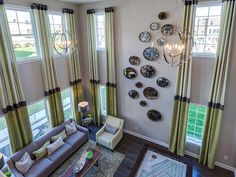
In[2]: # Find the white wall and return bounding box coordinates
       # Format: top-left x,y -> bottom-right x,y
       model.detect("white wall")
77,0 -> 236,169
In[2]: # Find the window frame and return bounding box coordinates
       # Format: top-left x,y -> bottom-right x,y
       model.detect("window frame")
5,5 -> 41,63
192,1 -> 222,59
95,11 -> 106,51
0,116 -> 11,157
99,85 -> 107,116
61,87 -> 74,120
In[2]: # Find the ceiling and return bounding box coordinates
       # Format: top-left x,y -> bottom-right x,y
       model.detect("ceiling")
60,0 -> 105,4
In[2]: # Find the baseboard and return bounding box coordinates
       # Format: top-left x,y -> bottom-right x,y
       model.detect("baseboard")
124,129 -> 236,172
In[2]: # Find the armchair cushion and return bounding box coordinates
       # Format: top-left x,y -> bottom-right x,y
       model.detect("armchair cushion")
97,132 -> 114,148
107,116 -> 121,128
105,124 -> 118,135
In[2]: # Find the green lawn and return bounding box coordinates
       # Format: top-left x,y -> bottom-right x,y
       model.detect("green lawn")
15,47 -> 37,60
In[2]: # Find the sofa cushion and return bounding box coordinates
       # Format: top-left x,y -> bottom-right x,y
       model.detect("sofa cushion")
50,130 -> 67,142
105,124 -> 118,135
24,158 -> 54,177
15,152 -> 34,174
33,140 -> 50,160
46,143 -> 72,165
64,131 -> 87,149
65,122 -> 77,136
47,137 -> 65,155
107,116 -> 121,129
97,132 -> 114,148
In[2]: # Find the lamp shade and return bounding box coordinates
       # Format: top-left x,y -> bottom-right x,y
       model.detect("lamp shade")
0,153 -> 5,169
78,101 -> 89,113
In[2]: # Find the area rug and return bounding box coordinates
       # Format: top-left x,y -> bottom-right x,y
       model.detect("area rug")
50,140 -> 125,177
136,150 -> 187,177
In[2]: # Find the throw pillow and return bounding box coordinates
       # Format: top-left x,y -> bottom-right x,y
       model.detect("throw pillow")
105,124 -> 119,135
47,137 -> 64,155
50,129 -> 67,142
15,152 -> 34,174
65,122 -> 77,136
33,140 -> 50,160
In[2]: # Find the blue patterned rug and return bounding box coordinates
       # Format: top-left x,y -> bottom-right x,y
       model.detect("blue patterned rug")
136,150 -> 187,177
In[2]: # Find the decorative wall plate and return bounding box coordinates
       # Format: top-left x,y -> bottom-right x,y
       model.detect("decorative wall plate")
143,87 -> 158,99
158,12 -> 168,20
140,100 -> 147,107
139,32 -> 151,42
147,110 -> 162,121
129,56 -> 140,65
135,82 -> 143,88
143,47 -> 159,61
150,22 -> 159,31
128,90 -> 139,99
157,37 -> 167,46
140,65 -> 156,78
157,77 -> 169,87
161,24 -> 174,36
123,67 -> 137,79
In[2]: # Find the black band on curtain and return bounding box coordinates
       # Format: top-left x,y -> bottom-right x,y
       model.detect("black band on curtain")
90,79 -> 100,84
31,3 -> 47,10
44,87 -> 61,96
105,7 -> 114,12
222,0 -> 235,2
62,8 -> 74,14
106,82 -> 117,88
87,9 -> 95,14
70,79 -> 82,86
0,0 -> 4,5
174,95 -> 190,103
208,101 -> 224,110
184,0 -> 198,5
2,101 -> 27,114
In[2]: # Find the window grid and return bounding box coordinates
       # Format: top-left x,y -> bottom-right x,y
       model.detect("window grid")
100,86 -> 107,116
95,13 -> 105,50
61,88 -> 73,120
6,8 -> 39,60
187,104 -> 207,145
48,13 -> 63,34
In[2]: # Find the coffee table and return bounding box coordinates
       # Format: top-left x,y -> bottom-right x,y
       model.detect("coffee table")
60,147 -> 102,177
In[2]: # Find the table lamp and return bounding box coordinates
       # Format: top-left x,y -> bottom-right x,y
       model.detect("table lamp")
78,101 -> 89,119
0,153 -> 5,169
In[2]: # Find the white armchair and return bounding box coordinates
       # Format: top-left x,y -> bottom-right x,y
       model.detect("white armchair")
96,115 -> 124,151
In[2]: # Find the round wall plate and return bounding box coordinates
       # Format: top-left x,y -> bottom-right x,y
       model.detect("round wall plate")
143,87 -> 158,99
123,67 -> 137,79
135,82 -> 143,88
143,47 -> 159,61
139,31 -> 151,42
161,24 -> 174,36
140,100 -> 147,107
129,56 -> 141,65
128,90 -> 139,99
157,77 -> 169,87
150,22 -> 159,31
158,12 -> 168,20
147,110 -> 162,121
140,65 -> 156,78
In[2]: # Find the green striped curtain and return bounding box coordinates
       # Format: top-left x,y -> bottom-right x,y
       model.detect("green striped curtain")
105,7 -> 117,116
199,0 -> 236,169
31,3 -> 64,127
169,0 -> 196,156
63,8 -> 84,124
87,9 -> 101,125
0,1 -> 33,153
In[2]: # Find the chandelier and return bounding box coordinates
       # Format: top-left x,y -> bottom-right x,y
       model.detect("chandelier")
51,30 -> 77,55
152,25 -> 194,67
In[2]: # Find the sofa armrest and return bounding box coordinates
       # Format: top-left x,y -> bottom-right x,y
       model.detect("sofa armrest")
75,124 -> 89,138
96,125 -> 106,141
7,159 -> 24,177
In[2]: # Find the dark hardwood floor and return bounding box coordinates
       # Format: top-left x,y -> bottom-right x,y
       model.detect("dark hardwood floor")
88,125 -> 234,177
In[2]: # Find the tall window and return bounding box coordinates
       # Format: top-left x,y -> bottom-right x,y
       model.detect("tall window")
0,117 -> 11,157
193,4 -> 222,56
6,8 -> 39,61
28,100 -> 50,140
100,86 -> 107,116
48,13 -> 63,34
95,13 -> 105,50
187,103 -> 207,145
61,88 -> 73,120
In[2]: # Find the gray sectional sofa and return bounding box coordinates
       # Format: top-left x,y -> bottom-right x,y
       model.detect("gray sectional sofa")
7,119 -> 89,177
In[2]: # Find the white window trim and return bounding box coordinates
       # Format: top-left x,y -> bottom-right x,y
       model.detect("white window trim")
192,2 -> 222,59
95,11 -> 106,52
5,5 -> 41,62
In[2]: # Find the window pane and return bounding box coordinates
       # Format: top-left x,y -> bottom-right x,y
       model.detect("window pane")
0,117 -> 11,157
96,13 -> 105,50
209,6 -> 222,16
19,23 -> 33,35
17,11 -> 31,23
100,86 -> 107,116
61,89 -> 73,120
196,6 -> 209,16
53,15 -> 62,25
28,100 -> 50,140
8,23 -> 20,34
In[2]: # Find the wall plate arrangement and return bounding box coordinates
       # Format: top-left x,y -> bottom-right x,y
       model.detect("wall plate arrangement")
140,65 -> 156,78
158,12 -> 168,20
139,31 -> 151,42
135,82 -> 143,88
157,37 -> 167,46
129,56 -> 141,65
123,67 -> 137,79
143,47 -> 159,61
161,24 -> 174,36
140,100 -> 147,107
157,77 -> 169,87
150,22 -> 159,31
147,110 -> 162,121
143,87 -> 158,99
128,90 -> 139,99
